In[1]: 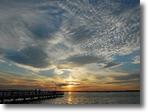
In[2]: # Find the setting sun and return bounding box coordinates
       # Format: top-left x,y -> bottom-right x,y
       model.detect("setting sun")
67,85 -> 73,88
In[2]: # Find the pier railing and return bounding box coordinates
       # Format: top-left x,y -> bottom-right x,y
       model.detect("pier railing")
0,90 -> 64,103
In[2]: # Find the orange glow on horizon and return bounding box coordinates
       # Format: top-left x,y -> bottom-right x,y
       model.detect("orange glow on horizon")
67,85 -> 74,88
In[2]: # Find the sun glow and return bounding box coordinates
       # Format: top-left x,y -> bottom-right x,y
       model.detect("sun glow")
67,85 -> 73,88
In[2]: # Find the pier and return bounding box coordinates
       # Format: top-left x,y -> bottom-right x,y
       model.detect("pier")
0,90 -> 64,104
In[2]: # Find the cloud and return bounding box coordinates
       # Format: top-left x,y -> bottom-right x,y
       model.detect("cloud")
28,22 -> 58,40
67,26 -> 94,44
0,59 -> 6,63
104,62 -> 120,68
56,0 -> 140,58
105,80 -> 139,84
24,79 -> 37,82
112,73 -> 140,80
57,83 -> 80,87
0,77 -> 13,83
65,81 -> 80,83
68,55 -> 105,65
0,48 -> 7,57
0,85 -> 41,90
132,56 -> 140,64
0,71 -> 62,90
5,46 -> 50,68
0,0 -> 62,50
56,83 -> 69,87
0,0 -> 140,72
53,67 -> 64,75
81,79 -> 89,81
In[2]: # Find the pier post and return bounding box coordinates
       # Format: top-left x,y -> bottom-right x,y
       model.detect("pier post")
24,98 -> 26,101
1,99 -> 4,103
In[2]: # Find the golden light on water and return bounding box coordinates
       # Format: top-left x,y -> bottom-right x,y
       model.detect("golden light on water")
68,91 -> 72,104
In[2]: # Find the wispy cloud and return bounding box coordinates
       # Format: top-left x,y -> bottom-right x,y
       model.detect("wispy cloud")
103,62 -> 120,68
132,56 -> 140,64
68,55 -> 105,65
112,73 -> 140,80
57,83 -> 80,87
105,80 -> 139,84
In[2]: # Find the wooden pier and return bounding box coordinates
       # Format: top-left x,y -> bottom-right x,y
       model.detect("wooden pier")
0,90 -> 64,104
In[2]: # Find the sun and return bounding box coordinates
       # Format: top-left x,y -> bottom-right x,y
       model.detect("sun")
67,85 -> 73,88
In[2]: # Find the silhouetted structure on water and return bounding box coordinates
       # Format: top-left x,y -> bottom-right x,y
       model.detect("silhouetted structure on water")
0,90 -> 64,104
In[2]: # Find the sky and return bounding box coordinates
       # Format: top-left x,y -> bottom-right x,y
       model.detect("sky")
0,0 -> 140,91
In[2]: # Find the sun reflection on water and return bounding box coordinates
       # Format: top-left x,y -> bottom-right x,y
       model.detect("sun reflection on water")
67,91 -> 72,104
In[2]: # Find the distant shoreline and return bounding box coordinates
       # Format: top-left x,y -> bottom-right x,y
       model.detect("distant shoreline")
0,90 -> 140,92
64,90 -> 140,92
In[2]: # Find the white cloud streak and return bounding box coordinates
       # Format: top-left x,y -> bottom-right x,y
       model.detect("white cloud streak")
132,56 -> 140,64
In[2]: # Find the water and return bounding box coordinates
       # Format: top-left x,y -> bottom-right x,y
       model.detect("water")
20,92 -> 140,104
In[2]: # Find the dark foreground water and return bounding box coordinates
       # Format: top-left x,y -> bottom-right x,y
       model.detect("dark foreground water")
21,92 -> 140,104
